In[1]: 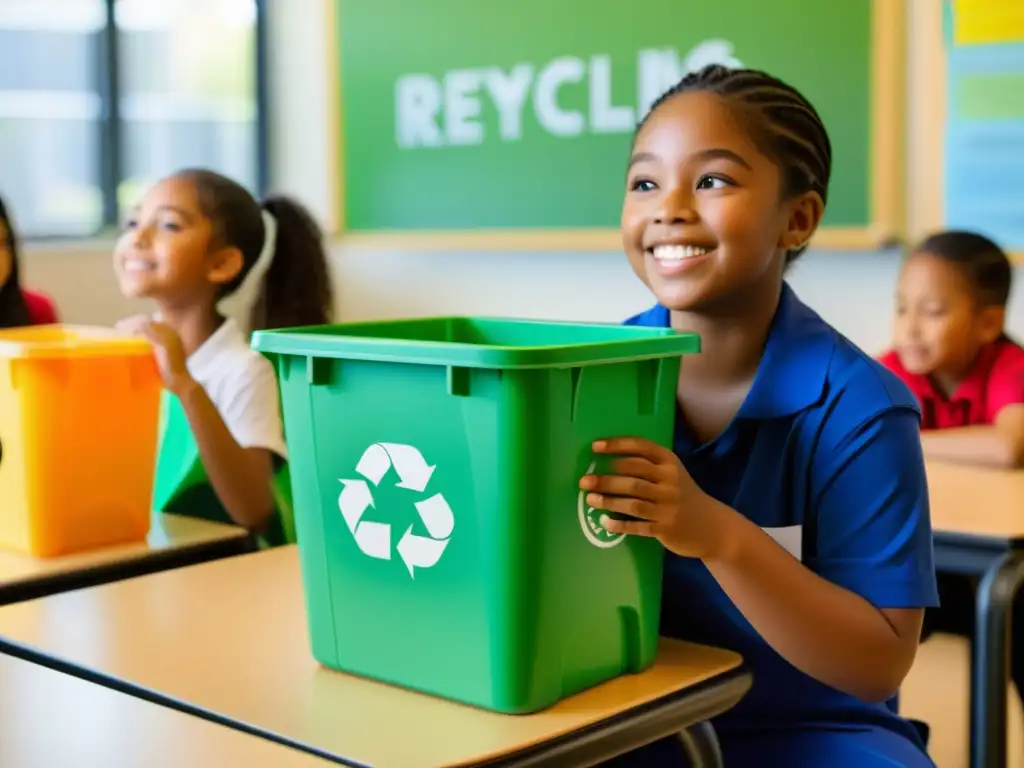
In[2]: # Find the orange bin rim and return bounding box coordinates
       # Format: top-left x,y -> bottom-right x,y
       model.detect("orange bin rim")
0,324 -> 154,359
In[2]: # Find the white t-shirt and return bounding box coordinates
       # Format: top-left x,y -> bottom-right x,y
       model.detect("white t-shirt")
186,318 -> 288,460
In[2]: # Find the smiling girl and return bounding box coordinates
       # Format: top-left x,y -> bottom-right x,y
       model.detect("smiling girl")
0,195 -> 59,327
115,169 -> 333,538
588,65 -> 938,767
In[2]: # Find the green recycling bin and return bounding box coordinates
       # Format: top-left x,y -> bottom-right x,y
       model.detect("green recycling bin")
252,316 -> 699,714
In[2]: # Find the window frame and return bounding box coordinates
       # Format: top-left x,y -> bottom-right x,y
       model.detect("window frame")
15,0 -> 269,242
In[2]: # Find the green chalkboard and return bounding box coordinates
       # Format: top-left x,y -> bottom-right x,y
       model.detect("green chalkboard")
336,0 -> 902,247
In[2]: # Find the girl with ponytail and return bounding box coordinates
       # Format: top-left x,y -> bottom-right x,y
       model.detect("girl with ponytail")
115,169 -> 332,539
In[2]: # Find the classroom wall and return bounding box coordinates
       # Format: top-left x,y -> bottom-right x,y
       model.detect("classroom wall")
21,0 -> 1024,355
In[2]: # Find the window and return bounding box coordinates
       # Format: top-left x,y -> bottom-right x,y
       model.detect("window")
0,1 -> 105,236
0,0 -> 265,238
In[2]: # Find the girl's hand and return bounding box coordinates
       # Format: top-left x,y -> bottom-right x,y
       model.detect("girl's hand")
117,315 -> 195,396
579,437 -> 730,560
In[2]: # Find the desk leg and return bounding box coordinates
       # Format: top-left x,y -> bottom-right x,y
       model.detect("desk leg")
677,722 -> 723,768
972,551 -> 1024,768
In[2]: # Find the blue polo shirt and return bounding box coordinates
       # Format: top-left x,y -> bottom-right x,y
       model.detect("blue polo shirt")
616,283 -> 938,766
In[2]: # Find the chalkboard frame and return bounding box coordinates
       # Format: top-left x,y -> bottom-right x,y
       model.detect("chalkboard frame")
326,0 -> 905,252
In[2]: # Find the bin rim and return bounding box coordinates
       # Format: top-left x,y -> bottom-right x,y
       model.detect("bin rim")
0,324 -> 155,359
251,315 -> 700,370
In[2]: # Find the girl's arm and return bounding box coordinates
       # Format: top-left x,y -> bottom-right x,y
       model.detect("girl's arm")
175,379 -> 275,531
129,318 -> 275,532
583,409 -> 935,703
921,405 -> 1024,468
702,504 -> 921,702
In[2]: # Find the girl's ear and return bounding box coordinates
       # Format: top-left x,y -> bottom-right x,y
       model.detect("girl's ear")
978,305 -> 1006,346
207,245 -> 244,288
779,190 -> 825,252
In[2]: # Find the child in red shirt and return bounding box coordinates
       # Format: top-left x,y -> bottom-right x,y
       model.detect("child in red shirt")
880,230 -> 1024,467
0,195 -> 60,327
880,229 -> 1024,705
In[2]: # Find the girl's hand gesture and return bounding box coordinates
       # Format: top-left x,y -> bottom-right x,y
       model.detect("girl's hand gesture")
116,315 -> 195,396
579,437 -> 730,560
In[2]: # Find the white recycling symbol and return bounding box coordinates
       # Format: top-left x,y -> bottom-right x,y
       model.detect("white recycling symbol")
337,443 -> 454,579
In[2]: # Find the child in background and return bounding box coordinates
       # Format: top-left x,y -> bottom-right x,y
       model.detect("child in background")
589,65 -> 936,767
0,195 -> 60,326
879,231 -> 1024,703
115,168 -> 333,539
879,231 -> 1024,468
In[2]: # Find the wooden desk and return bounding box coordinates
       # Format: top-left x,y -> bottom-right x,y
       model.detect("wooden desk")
927,460 -> 1024,768
0,547 -> 750,768
0,654 -> 330,768
0,513 -> 251,605
927,461 -> 1024,541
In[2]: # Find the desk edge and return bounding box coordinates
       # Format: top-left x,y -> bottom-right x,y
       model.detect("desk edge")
0,638 -> 750,768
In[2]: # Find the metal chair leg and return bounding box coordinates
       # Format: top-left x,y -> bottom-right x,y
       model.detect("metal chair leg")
677,721 -> 724,768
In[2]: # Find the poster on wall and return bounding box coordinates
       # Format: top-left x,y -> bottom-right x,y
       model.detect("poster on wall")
951,0 -> 1024,45
944,0 -> 1024,253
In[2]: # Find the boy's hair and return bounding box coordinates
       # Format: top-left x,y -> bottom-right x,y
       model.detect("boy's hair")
914,230 -> 1012,307
175,168 -> 334,331
635,64 -> 832,265
0,195 -> 31,328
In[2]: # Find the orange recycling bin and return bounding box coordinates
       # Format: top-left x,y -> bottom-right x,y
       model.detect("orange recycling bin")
0,325 -> 162,557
